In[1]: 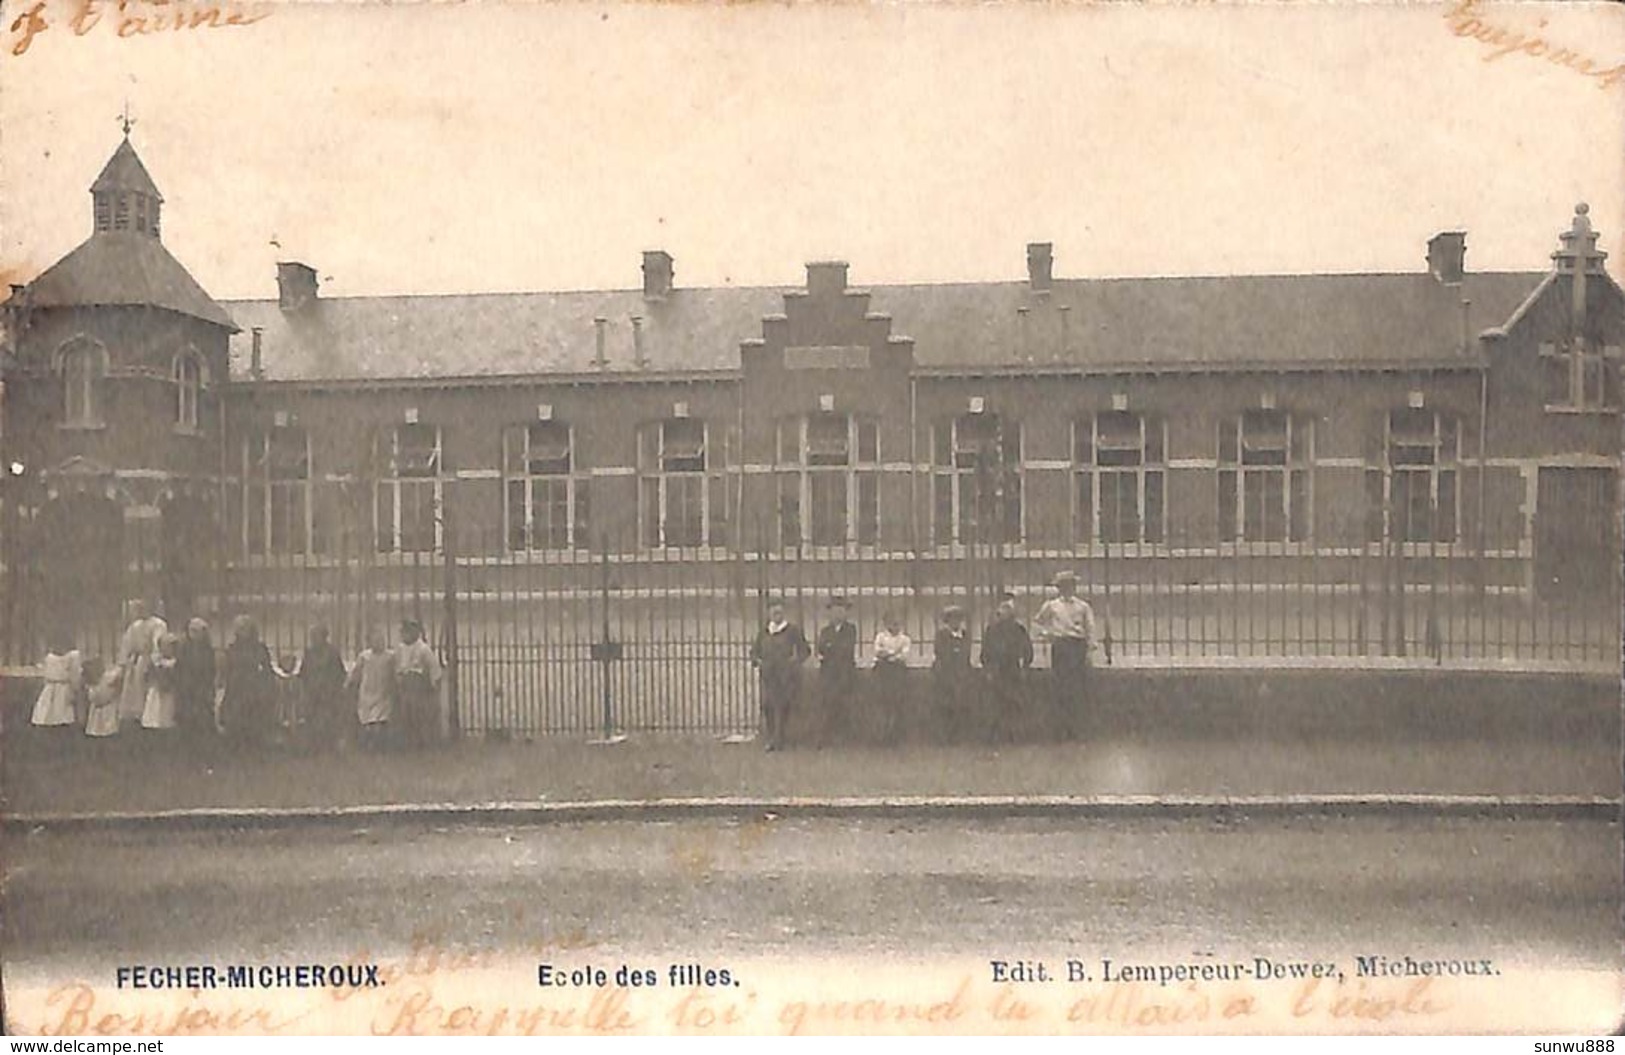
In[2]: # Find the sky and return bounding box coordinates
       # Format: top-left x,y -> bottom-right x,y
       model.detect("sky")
1,1 -> 1623,301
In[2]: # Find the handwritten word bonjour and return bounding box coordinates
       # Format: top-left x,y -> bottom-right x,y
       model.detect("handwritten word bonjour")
7,0 -> 269,57
1444,0 -> 1625,90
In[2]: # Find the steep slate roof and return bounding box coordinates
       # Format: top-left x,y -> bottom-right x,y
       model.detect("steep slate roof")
23,232 -> 238,331
91,138 -> 162,200
223,269 -> 1547,383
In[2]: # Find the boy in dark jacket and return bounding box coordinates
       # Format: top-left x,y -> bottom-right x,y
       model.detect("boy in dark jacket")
750,600 -> 810,752
814,595 -> 858,746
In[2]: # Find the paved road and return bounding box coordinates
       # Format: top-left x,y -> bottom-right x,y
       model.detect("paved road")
5,815 -> 1618,981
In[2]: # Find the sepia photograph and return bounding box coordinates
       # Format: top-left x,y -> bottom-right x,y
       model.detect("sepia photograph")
0,0 -> 1621,1037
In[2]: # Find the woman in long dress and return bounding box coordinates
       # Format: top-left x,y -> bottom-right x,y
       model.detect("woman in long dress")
220,616 -> 278,749
31,633 -> 83,728
116,601 -> 168,724
141,633 -> 180,732
175,618 -> 218,745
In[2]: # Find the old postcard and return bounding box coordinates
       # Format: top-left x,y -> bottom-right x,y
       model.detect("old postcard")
0,0 -> 1621,1038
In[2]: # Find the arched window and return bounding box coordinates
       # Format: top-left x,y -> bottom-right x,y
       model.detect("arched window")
1073,411 -> 1162,544
1218,410 -> 1312,542
775,412 -> 880,548
638,416 -> 728,548
932,412 -> 1021,546
173,353 -> 203,431
503,420 -> 589,551
1366,408 -> 1459,544
58,339 -> 106,427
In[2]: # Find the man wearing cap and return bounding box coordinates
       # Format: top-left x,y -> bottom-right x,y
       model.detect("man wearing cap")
750,600 -> 810,752
1033,571 -> 1096,739
814,595 -> 858,747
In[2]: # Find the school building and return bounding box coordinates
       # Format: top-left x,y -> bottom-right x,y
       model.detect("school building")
1,134 -> 1620,688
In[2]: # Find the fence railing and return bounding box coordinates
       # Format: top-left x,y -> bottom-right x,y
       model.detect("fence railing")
3,511 -> 1619,736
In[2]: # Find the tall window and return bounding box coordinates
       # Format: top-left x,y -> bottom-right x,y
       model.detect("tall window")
1073,411 -> 1164,543
1543,339 -> 1622,411
776,413 -> 880,548
59,340 -> 106,427
504,421 -> 590,551
639,417 -> 727,548
94,193 -> 112,232
173,353 -> 202,431
932,413 -> 1021,546
1366,409 -> 1458,544
238,426 -> 311,556
1218,410 -> 1311,542
377,423 -> 443,553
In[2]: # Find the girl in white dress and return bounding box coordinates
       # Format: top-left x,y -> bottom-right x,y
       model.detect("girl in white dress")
30,635 -> 83,727
141,633 -> 180,730
84,660 -> 121,738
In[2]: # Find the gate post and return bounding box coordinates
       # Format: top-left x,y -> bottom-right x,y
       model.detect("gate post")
441,509 -> 459,737
589,533 -> 626,745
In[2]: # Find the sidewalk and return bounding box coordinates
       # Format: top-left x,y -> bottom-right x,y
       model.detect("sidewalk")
3,724 -> 1617,825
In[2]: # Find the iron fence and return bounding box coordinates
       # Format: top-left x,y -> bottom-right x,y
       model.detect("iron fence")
2,508 -> 1618,736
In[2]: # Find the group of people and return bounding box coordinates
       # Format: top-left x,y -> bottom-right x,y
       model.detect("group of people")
28,602 -> 444,752
749,570 -> 1100,750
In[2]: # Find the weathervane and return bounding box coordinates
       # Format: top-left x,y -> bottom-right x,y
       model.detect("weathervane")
118,102 -> 136,137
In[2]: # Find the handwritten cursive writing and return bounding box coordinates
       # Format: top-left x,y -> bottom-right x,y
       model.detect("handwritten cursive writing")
7,0 -> 270,57
1444,0 -> 1625,90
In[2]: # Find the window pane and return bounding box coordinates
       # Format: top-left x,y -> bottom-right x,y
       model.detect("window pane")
666,475 -> 704,547
1218,420 -> 1238,465
1244,469 -> 1285,542
1289,469 -> 1310,542
1218,470 -> 1238,542
810,472 -> 846,546
1099,471 -> 1140,543
1438,417 -> 1458,463
400,481 -> 437,552
662,419 -> 706,473
640,477 -> 660,548
574,479 -> 591,548
1241,410 -> 1287,466
856,420 -> 879,464
1544,354 -> 1572,405
532,478 -> 569,549
269,482 -> 306,554
932,472 -> 952,544
375,484 -> 395,553
1144,419 -> 1164,465
506,479 -> 527,551
527,421 -> 570,475
857,472 -> 879,545
807,414 -> 849,466
708,471 -> 730,543
1289,416 -> 1312,464
1144,471 -> 1164,543
1364,470 -> 1385,543
933,423 -> 952,467
779,473 -> 802,547
247,483 -> 267,554
1002,472 -> 1022,543
1074,471 -> 1094,543
397,425 -> 439,478
1074,420 -> 1094,465
1436,470 -> 1457,542
269,428 -> 308,480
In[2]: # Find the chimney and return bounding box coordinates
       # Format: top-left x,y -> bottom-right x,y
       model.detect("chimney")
593,317 -> 608,369
631,315 -> 649,370
1026,242 -> 1054,292
806,261 -> 849,299
250,327 -> 264,380
276,261 -> 319,311
642,251 -> 674,300
1426,232 -> 1466,285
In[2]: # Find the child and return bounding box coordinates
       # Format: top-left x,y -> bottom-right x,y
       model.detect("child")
84,660 -> 121,739
347,626 -> 397,751
932,605 -> 973,742
31,632 -> 83,728
296,625 -> 348,750
140,633 -> 180,731
870,611 -> 912,745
